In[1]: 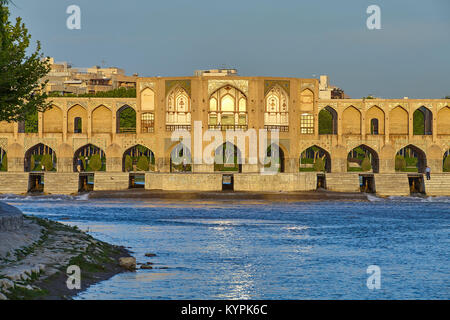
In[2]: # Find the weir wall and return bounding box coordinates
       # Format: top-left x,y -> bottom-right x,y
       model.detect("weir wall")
0,172 -> 449,197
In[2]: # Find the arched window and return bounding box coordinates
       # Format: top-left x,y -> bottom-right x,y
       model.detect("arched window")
370,118 -> 379,135
318,106 -> 337,134
167,87 -> 191,131
208,86 -> 247,130
117,105 -> 136,133
413,106 -> 432,135
264,86 -> 289,131
74,117 -> 82,133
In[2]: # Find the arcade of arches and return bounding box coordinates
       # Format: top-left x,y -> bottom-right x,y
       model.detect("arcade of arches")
0,76 -> 448,175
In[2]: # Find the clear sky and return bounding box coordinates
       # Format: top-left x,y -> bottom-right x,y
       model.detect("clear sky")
9,0 -> 450,99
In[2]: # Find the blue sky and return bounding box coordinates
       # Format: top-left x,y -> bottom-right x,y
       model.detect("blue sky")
9,0 -> 450,99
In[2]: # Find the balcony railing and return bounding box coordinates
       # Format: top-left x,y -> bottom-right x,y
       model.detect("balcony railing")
118,127 -> 136,133
208,125 -> 248,131
264,125 -> 289,132
166,125 -> 191,131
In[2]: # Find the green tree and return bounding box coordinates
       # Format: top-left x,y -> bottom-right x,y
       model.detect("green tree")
136,156 -> 149,171
124,154 -> 133,171
444,156 -> 450,172
395,155 -> 406,171
0,1 -> 51,122
313,157 -> 325,172
89,154 -> 102,171
413,110 -> 424,135
361,156 -> 372,171
41,154 -> 53,171
318,109 -> 332,134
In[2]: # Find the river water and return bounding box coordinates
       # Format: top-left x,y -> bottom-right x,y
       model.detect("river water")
1,194 -> 449,300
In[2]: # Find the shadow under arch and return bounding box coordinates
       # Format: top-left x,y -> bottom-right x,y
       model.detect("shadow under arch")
299,145 -> 331,173
73,144 -> 106,172
24,143 -> 57,172
396,144 -> 427,173
443,148 -> 450,172
214,142 -> 243,173
264,143 -> 285,173
347,144 -> 379,173
319,106 -> 338,134
123,144 -> 155,172
170,142 -> 192,172
413,106 -> 433,135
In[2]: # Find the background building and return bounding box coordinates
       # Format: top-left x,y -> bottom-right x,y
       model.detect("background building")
41,58 -> 137,95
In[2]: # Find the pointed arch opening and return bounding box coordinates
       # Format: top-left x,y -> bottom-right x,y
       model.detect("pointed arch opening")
389,106 -> 408,135
413,106 -> 432,135
123,145 -> 155,172
264,144 -> 285,173
208,86 -> 248,130
92,105 -> 112,134
167,87 -> 191,131
342,106 -> 361,135
43,105 -> 63,133
25,144 -> 57,172
366,106 -> 385,135
299,146 -> 331,173
395,145 -> 427,173
170,143 -> 192,172
68,104 -> 87,134
437,106 -> 450,135
117,105 -> 136,133
264,85 -> 289,131
73,144 -> 106,172
319,106 -> 337,134
347,145 -> 379,173
214,142 -> 242,173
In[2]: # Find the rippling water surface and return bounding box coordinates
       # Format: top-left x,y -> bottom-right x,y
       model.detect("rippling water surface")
2,194 -> 449,300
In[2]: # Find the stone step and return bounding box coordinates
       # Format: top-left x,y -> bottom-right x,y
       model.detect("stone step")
94,172 -> 130,191
424,173 -> 450,196
325,173 -> 360,192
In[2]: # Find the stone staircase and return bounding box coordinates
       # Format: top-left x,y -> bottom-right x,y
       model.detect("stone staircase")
424,173 -> 450,196
374,173 -> 410,197
325,173 -> 360,192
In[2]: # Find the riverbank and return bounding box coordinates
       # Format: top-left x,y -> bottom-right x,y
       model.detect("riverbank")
88,188 -> 370,201
0,202 -> 131,300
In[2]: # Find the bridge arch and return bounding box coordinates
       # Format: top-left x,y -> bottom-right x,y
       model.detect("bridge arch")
123,144 -> 155,172
214,142 -> 243,173
299,145 -> 331,173
73,144 -> 106,172
170,142 -> 192,172
395,144 -> 427,173
264,143 -> 286,173
347,144 -> 379,173
413,106 -> 432,135
25,143 -> 57,172
444,148 -> 450,172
